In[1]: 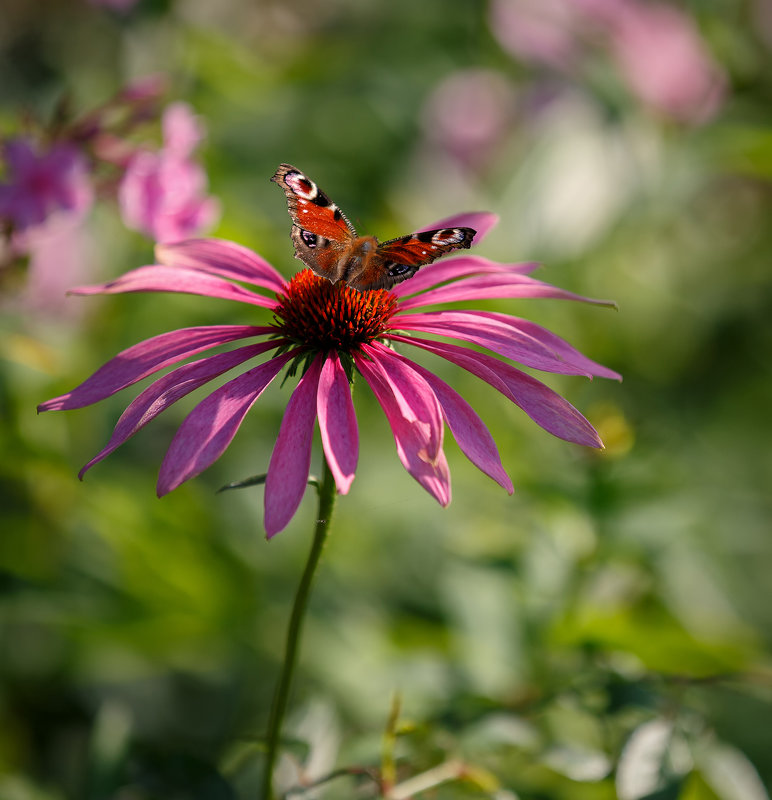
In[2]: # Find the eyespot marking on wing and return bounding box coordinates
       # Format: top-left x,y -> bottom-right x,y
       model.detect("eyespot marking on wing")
433,228 -> 467,245
284,171 -> 319,200
299,229 -> 329,249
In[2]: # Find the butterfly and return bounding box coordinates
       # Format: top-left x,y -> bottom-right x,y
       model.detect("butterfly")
271,163 -> 476,292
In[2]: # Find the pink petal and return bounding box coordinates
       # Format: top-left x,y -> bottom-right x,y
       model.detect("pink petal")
80,341 -> 279,478
264,355 -> 324,538
38,325 -> 272,410
157,351 -> 293,496
392,255 -> 539,298
317,352 -> 358,495
389,335 -> 603,448
472,311 -> 621,380
372,343 -> 513,493
396,273 -> 617,311
418,211 -> 499,244
394,311 -> 597,377
355,347 -> 450,506
69,265 -> 278,309
155,238 -> 287,294
361,344 -> 444,462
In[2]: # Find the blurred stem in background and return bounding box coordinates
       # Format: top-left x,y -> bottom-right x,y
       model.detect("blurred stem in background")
262,457 -> 336,800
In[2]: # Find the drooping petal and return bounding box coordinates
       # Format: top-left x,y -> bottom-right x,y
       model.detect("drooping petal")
157,351 -> 293,496
317,352 -> 358,495
156,238 -> 287,294
264,355 -> 324,538
69,265 -> 279,309
470,311 -> 621,380
80,341 -> 280,478
418,211 -> 499,244
372,343 -> 513,493
39,325 -> 272,411
355,347 -> 450,506
396,272 -> 617,311
389,335 -> 604,448
393,311 -> 597,377
360,343 -> 444,463
391,255 -> 539,298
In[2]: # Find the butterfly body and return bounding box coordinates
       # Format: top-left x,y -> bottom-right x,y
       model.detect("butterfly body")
272,163 -> 476,292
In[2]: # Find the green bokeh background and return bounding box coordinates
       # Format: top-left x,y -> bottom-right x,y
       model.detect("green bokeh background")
1,1 -> 771,798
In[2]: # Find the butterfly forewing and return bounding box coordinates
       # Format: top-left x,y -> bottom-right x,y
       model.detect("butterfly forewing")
271,164 -> 359,282
377,228 -> 476,266
272,164 -> 356,242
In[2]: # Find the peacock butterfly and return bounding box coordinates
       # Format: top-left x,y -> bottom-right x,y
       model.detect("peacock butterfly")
271,163 -> 476,292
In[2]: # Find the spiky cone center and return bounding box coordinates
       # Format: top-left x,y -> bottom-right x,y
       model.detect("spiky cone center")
272,269 -> 397,352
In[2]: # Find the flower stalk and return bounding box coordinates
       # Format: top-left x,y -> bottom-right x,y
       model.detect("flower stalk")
262,455 -> 337,800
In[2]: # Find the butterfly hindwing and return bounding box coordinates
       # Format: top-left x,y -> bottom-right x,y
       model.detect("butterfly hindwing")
343,227 -> 475,292
288,224 -> 350,282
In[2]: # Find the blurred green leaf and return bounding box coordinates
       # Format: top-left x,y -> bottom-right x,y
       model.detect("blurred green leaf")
616,720 -> 691,800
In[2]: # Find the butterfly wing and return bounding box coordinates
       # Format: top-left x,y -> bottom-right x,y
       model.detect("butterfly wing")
271,164 -> 357,282
347,227 -> 476,292
272,165 -> 477,292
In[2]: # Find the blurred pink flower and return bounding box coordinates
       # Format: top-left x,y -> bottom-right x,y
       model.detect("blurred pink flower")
117,74 -> 168,105
39,214 -> 619,537
0,139 -> 93,233
489,0 -> 725,123
422,69 -> 516,169
489,0 -> 584,69
118,102 -> 219,243
604,1 -> 726,123
15,218 -> 96,317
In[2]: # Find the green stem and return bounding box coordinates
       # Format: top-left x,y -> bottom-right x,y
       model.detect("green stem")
262,457 -> 337,800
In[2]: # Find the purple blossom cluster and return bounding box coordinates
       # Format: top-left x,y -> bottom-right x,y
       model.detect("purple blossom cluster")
0,139 -> 93,232
118,102 -> 220,244
0,77 -> 218,314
